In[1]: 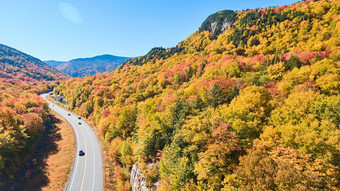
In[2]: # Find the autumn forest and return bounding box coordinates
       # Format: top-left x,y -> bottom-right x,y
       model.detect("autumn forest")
1,0 -> 339,190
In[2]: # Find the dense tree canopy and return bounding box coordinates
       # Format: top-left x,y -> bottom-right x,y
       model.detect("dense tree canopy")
54,0 -> 339,190
0,44 -> 67,186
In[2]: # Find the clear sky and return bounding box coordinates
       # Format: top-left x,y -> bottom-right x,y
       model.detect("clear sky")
0,0 -> 300,61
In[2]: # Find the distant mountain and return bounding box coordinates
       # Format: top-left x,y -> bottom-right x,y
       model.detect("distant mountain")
0,44 -> 69,96
0,44 -> 68,81
44,60 -> 66,67
45,54 -> 131,78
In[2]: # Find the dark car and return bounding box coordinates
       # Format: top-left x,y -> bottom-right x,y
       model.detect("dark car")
78,122 -> 82,125
78,117 -> 81,119
79,150 -> 85,156
68,113 -> 71,116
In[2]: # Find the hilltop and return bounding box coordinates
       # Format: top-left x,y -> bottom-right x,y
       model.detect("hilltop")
0,44 -> 68,96
54,0 -> 339,190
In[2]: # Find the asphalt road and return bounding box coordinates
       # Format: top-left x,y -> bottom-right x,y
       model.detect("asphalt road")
41,93 -> 103,191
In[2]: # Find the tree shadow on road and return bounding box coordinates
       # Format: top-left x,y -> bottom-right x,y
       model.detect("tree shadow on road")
0,114 -> 62,191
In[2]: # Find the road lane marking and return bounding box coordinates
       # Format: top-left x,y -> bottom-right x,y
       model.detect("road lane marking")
79,122 -> 88,191
46,101 -> 79,191
65,119 -> 79,191
64,110 -> 88,191
83,124 -> 96,191
43,94 -> 99,191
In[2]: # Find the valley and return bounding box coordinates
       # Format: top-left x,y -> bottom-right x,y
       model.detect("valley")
54,0 -> 340,190
0,0 -> 339,190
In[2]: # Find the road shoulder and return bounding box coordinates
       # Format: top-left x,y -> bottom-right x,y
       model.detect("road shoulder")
41,110 -> 76,191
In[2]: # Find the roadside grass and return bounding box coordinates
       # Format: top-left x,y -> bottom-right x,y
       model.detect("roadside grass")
0,111 -> 75,191
49,94 -> 114,190
49,94 -> 115,190
41,110 -> 75,191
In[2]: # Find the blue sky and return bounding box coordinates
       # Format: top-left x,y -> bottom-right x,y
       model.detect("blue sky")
0,0 -> 300,61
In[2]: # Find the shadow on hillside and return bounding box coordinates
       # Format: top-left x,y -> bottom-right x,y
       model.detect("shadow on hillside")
0,115 -> 62,191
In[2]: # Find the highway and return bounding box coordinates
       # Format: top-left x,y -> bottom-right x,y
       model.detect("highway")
41,93 -> 103,191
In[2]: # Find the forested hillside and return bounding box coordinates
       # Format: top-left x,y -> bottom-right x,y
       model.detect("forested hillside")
54,0 -> 339,190
0,44 -> 68,187
0,44 -> 68,96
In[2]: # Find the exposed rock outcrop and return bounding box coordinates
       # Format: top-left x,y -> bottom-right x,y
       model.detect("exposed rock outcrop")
130,164 -> 148,191
221,22 -> 231,31
211,21 -> 218,33
199,10 -> 236,36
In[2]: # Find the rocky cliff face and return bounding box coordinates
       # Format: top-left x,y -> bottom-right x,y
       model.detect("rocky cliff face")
199,10 -> 236,36
210,21 -> 232,34
130,164 -> 148,191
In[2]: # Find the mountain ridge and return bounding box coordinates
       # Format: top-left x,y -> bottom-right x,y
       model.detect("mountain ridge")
45,54 -> 131,78
54,0 -> 339,190
0,44 -> 68,96
44,60 -> 66,67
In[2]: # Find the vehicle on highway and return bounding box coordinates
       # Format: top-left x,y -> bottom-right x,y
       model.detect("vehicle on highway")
79,150 -> 85,156
41,93 -> 103,190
